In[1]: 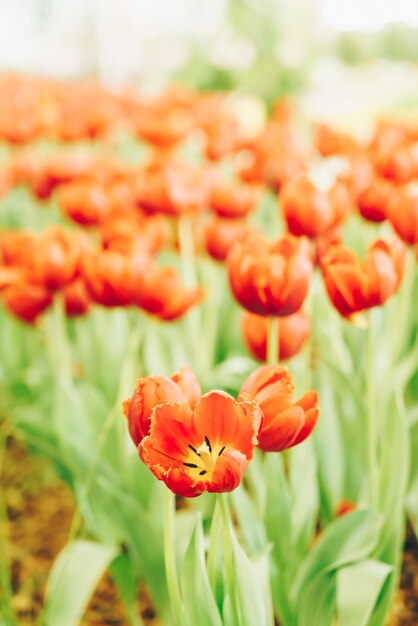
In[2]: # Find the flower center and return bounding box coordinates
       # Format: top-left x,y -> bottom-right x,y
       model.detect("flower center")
183,435 -> 226,479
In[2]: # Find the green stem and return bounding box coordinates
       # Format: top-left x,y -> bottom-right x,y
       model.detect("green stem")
178,214 -> 197,288
217,493 -> 238,623
48,294 -> 72,380
367,309 -> 378,509
267,316 -> 279,365
163,489 -> 183,626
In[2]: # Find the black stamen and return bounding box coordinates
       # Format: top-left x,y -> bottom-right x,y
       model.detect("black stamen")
183,462 -> 198,468
205,436 -> 212,452
188,444 -> 200,456
218,446 -> 225,457
199,470 -> 207,475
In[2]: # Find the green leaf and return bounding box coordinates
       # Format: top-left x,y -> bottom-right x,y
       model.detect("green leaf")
336,559 -> 392,626
296,571 -> 336,626
292,509 -> 382,601
42,540 -> 118,626
224,531 -> 271,626
110,554 -> 143,626
180,515 -> 223,626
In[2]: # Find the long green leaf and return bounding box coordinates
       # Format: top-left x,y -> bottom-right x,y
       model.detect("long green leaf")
42,540 -> 118,626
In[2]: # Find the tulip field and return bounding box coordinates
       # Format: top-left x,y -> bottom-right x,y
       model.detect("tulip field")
1,73 -> 418,626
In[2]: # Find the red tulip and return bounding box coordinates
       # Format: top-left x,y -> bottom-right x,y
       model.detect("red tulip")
387,186 -> 418,245
205,217 -> 252,262
139,391 -> 262,497
137,266 -> 204,321
322,238 -> 405,319
227,233 -> 313,316
281,175 -> 351,239
239,365 -> 319,452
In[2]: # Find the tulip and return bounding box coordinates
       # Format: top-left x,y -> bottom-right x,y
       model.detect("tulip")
321,237 -> 405,319
357,177 -> 393,223
83,248 -> 149,307
123,366 -> 201,446
2,275 -> 52,324
239,365 -> 319,452
137,266 -> 204,321
387,185 -> 418,246
63,278 -> 91,317
205,217 -> 252,262
29,226 -> 86,292
209,179 -> 261,218
242,309 -> 310,362
227,233 -> 313,316
58,181 -> 110,226
139,391 -> 262,497
281,175 -> 351,239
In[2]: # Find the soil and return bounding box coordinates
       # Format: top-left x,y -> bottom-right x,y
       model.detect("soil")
1,435 -> 418,626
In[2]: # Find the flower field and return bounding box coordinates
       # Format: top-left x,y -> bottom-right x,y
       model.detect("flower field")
0,73 -> 418,626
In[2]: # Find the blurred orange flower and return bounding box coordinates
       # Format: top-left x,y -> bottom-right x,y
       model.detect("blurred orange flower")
227,233 -> 313,316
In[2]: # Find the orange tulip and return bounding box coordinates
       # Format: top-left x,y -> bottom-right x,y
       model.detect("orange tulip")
227,233 -> 313,316
242,309 -> 310,362
28,226 -> 86,292
2,274 -> 52,324
387,186 -> 418,245
58,181 -> 110,226
139,391 -> 262,497
205,217 -> 252,262
281,175 -> 351,239
357,177 -> 393,223
123,366 -> 201,446
137,266 -> 204,321
83,248 -> 149,307
209,179 -> 261,218
239,365 -> 319,452
322,238 -> 405,318
63,278 -> 91,317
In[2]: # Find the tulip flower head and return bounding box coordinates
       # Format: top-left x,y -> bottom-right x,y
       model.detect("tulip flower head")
227,233 -> 313,316
239,365 -> 319,452
123,366 -> 202,446
281,173 -> 351,239
138,391 -> 263,497
322,237 -> 405,319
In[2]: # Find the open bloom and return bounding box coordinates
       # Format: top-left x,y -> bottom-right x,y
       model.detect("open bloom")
1,272 -> 52,324
322,237 -> 405,319
242,309 -> 310,362
139,391 -> 262,497
239,365 -> 319,452
281,175 -> 352,239
227,233 -> 313,316
123,366 -> 201,446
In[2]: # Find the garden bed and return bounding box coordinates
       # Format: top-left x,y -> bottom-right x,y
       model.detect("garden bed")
2,435 -> 417,626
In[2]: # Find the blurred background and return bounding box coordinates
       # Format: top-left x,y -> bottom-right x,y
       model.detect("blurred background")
0,0 -> 418,126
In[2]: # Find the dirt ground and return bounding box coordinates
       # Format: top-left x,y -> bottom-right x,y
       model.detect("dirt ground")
1,436 -> 418,626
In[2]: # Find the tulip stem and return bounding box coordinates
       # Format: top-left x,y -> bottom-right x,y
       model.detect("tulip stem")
163,489 -> 183,626
267,316 -> 279,365
178,213 -> 197,288
218,493 -> 239,623
48,294 -> 72,380
367,310 -> 378,509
